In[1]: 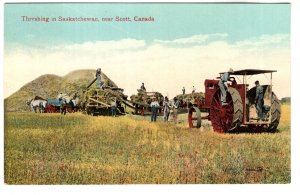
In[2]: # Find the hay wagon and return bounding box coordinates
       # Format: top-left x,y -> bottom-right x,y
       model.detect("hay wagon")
80,72 -> 127,116
128,90 -> 164,116
81,87 -> 127,116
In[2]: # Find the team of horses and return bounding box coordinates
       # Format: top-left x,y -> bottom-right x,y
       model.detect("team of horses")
25,94 -> 79,114
25,99 -> 47,113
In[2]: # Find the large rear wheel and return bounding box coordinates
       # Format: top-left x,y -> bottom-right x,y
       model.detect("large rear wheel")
210,87 -> 243,133
267,93 -> 281,132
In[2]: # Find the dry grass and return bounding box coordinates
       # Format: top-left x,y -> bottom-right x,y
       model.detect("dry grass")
4,104 -> 290,184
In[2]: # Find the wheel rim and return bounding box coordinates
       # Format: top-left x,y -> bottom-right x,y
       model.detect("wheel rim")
188,106 -> 201,128
210,88 -> 243,133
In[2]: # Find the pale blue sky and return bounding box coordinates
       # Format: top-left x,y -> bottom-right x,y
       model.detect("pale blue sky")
4,3 -> 291,98
5,3 -> 290,48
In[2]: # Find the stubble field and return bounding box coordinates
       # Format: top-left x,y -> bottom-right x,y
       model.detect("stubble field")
4,104 -> 290,184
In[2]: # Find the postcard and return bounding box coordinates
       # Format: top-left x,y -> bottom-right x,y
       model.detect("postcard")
3,2 -> 291,186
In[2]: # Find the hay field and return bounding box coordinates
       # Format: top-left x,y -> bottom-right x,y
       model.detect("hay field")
4,104 -> 290,184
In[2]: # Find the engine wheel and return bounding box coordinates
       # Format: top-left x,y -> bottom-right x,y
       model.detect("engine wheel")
188,106 -> 201,128
210,87 -> 243,133
267,93 -> 281,132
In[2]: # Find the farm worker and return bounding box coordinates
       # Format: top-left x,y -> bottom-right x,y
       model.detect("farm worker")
140,82 -> 146,92
173,97 -> 180,124
182,87 -> 185,95
58,92 -> 63,101
111,97 -> 117,117
150,97 -> 160,122
255,80 -> 264,121
192,86 -> 195,94
163,96 -> 171,122
96,68 -> 104,89
191,86 -> 196,99
218,68 -> 234,106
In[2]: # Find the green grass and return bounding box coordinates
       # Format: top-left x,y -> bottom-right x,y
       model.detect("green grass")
4,105 -> 290,184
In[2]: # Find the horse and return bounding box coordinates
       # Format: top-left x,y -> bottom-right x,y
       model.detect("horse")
57,93 -> 77,115
25,99 -> 47,113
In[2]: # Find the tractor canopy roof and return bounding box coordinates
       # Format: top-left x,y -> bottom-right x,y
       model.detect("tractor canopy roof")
220,69 -> 277,75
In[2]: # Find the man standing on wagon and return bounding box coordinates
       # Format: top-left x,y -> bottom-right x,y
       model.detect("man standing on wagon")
140,82 -> 146,92
96,68 -> 104,89
218,68 -> 234,106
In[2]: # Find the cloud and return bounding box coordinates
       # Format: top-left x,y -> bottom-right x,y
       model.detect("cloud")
236,34 -> 290,47
154,33 -> 228,45
4,34 -> 290,99
60,39 -> 146,51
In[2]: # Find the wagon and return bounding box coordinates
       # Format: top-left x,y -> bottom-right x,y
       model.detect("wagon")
45,99 -> 79,113
80,73 -> 127,116
82,87 -> 127,116
129,90 -> 164,115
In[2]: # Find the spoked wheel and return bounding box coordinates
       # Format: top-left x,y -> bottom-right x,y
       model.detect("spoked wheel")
267,93 -> 281,132
210,87 -> 243,133
188,106 -> 201,128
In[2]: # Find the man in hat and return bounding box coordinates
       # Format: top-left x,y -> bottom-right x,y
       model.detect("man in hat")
96,68 -> 104,89
163,96 -> 171,122
140,82 -> 146,92
150,97 -> 159,122
182,87 -> 185,96
111,97 -> 117,117
218,68 -> 234,106
255,80 -> 264,121
173,97 -> 180,124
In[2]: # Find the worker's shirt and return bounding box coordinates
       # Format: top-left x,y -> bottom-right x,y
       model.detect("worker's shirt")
173,101 -> 180,109
150,101 -> 159,108
163,101 -> 170,112
111,101 -> 117,107
255,85 -> 264,100
221,72 -> 230,82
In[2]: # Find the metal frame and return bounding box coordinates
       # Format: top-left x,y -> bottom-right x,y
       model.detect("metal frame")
231,70 -> 275,125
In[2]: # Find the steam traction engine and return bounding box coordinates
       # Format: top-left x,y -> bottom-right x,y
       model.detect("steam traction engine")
188,69 -> 281,133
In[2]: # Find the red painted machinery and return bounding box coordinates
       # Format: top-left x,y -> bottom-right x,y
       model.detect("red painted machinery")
188,69 -> 281,133
44,100 -> 78,113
